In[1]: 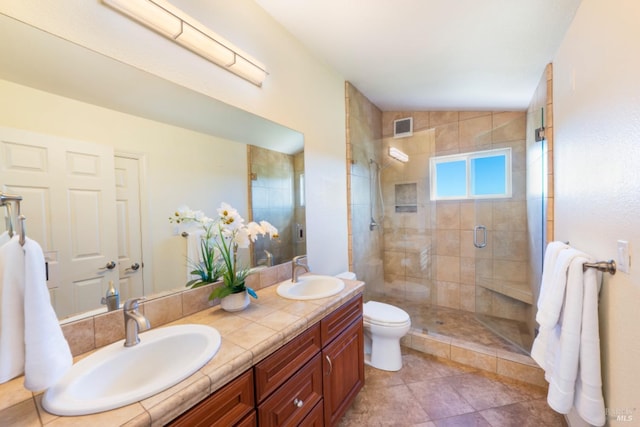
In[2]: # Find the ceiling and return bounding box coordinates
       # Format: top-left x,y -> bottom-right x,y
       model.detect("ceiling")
255,0 -> 582,111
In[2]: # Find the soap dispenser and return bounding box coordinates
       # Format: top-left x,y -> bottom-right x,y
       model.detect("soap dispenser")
101,281 -> 120,311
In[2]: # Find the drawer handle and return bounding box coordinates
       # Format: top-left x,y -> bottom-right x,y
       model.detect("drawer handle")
325,355 -> 333,376
293,398 -> 304,408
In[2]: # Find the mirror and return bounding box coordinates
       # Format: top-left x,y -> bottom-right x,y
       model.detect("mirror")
0,14 -> 305,320
248,146 -> 306,268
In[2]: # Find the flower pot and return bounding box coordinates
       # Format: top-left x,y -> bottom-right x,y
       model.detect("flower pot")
220,290 -> 250,312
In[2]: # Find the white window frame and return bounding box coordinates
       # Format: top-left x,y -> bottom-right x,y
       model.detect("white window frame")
430,147 -> 512,201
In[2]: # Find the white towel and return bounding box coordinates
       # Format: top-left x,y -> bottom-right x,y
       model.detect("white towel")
531,247 -> 580,368
531,246 -> 606,426
536,247 -> 582,329
0,235 -> 26,383
186,228 -> 206,282
536,241 -> 569,312
22,237 -> 72,391
574,266 -> 605,426
546,254 -> 588,413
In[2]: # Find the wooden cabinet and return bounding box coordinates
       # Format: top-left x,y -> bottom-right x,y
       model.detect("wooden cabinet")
255,324 -> 322,402
168,369 -> 255,427
258,354 -> 323,426
321,296 -> 364,427
169,294 -> 363,427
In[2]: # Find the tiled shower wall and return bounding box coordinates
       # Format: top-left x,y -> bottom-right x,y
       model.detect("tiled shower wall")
248,145 -> 299,266
346,82 -> 384,295
380,111 -> 531,321
347,81 -> 534,323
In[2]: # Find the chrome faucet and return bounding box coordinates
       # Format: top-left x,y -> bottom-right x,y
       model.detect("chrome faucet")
291,255 -> 310,283
264,250 -> 274,267
123,298 -> 150,347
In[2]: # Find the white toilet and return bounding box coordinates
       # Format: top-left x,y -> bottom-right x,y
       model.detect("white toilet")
334,272 -> 411,371
363,301 -> 411,371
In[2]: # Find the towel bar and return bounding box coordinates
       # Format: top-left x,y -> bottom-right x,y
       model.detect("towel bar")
583,259 -> 616,275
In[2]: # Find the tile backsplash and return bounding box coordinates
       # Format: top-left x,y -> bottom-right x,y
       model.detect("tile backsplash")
61,262 -> 292,357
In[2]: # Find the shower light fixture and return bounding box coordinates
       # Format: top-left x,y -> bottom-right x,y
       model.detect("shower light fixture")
389,147 -> 409,163
102,0 -> 268,87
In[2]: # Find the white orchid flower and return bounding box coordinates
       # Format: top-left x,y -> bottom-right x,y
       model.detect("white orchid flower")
259,220 -> 279,238
246,221 -> 265,241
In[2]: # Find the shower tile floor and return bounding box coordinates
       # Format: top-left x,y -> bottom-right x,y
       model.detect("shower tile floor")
370,294 -> 533,355
339,347 -> 567,426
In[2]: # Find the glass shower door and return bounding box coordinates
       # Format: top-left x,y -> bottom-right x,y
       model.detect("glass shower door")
473,111 -> 538,353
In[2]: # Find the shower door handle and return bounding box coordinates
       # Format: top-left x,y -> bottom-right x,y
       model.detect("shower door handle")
473,225 -> 487,248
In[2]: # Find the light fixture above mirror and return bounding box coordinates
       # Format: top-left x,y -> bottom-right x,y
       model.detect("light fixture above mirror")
102,0 -> 268,86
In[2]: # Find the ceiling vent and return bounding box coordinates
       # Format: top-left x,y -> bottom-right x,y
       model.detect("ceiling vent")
393,117 -> 413,138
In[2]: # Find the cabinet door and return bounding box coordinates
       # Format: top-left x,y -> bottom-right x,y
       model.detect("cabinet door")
169,370 -> 254,427
322,318 -> 364,427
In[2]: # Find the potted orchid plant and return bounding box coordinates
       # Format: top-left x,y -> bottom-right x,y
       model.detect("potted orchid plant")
170,203 -> 278,311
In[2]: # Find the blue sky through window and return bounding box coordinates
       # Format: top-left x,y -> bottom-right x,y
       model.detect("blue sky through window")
430,148 -> 511,200
436,160 -> 466,197
471,155 -> 506,195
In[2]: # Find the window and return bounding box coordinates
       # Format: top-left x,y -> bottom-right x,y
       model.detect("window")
430,148 -> 512,200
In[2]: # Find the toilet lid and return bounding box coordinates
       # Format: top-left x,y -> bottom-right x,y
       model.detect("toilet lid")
363,301 -> 410,325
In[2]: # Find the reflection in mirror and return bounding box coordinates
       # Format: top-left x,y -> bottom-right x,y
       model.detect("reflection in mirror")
0,14 -> 305,321
248,146 -> 306,268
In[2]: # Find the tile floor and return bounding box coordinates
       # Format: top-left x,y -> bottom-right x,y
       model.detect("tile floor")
372,294 -> 532,355
339,348 -> 567,427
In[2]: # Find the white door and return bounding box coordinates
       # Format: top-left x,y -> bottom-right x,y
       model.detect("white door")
114,155 -> 144,302
0,127 -> 118,318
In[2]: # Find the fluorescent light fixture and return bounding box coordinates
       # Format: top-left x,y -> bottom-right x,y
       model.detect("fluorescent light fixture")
102,0 -> 268,87
389,147 -> 409,163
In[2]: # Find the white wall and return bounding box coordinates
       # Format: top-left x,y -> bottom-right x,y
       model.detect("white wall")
554,0 -> 640,424
0,0 -> 349,275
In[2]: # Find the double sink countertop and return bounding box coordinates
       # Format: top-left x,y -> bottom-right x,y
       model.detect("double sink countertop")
0,277 -> 364,426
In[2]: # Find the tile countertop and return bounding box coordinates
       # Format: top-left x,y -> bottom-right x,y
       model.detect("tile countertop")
0,279 -> 365,427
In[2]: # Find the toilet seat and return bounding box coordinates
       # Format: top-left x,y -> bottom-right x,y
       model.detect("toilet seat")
363,301 -> 410,327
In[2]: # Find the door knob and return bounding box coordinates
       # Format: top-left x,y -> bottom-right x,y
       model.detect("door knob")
100,261 -> 117,270
126,262 -> 140,272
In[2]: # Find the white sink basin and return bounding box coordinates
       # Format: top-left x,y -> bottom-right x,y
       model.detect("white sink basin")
42,324 -> 221,416
276,275 -> 345,300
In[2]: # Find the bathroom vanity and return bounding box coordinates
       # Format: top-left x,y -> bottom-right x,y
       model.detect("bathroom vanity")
170,294 -> 364,426
0,273 -> 364,426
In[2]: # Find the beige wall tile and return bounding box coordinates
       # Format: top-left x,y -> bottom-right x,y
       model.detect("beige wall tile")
409,333 -> 451,359
492,112 -> 526,143
435,229 -> 460,256
94,309 -> 125,348
62,317 -> 95,357
435,256 -> 460,283
496,359 -> 546,388
434,123 -> 459,154
459,115 -> 492,149
144,293 -> 183,328
430,111 -> 459,127
436,280 -> 460,309
436,203 -> 460,230
451,345 -> 497,372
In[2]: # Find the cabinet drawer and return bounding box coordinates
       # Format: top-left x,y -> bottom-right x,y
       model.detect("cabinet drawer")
237,410 -> 257,427
169,370 -> 254,427
300,400 -> 324,427
321,294 -> 363,346
258,354 -> 323,427
255,323 -> 321,403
